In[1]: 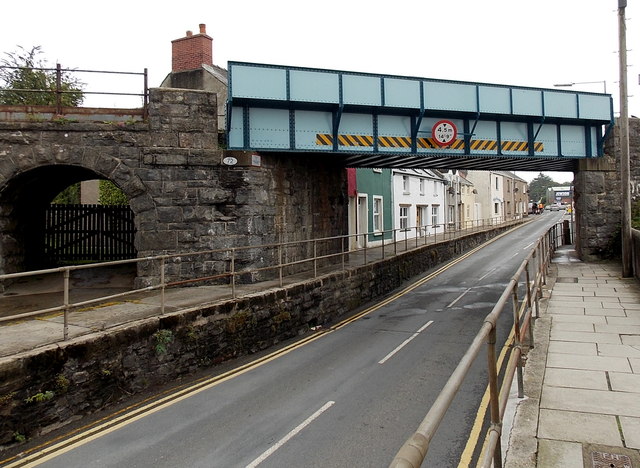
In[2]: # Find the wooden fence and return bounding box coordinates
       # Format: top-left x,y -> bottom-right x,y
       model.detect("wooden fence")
44,204 -> 136,263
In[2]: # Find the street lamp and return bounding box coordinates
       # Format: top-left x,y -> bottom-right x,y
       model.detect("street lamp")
553,81 -> 607,93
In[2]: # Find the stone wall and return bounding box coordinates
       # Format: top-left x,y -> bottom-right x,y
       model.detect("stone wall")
0,225 -> 512,446
574,118 -> 640,260
0,88 -> 347,284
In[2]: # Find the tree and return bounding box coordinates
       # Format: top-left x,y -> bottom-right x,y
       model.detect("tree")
0,46 -> 84,106
52,183 -> 80,204
99,180 -> 129,205
528,173 -> 557,205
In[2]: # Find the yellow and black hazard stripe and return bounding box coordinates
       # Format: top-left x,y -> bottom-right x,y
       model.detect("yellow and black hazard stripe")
316,133 -> 544,153
316,134 -> 374,147
501,141 -> 544,152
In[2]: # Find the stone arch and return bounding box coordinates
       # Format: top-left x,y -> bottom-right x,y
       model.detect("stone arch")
0,151 -> 155,275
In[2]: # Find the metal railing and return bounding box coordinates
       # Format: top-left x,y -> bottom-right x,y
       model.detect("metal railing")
0,64 -> 148,117
0,215 -> 526,341
388,221 -> 566,468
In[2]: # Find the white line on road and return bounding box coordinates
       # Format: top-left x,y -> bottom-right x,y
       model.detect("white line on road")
447,288 -> 472,308
245,400 -> 335,468
478,268 -> 495,281
523,242 -> 534,250
378,320 -> 434,364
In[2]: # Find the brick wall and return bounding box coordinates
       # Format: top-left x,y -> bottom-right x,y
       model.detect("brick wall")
171,24 -> 213,72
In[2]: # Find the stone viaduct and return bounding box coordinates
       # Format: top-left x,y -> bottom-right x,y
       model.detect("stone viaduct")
0,88 -> 347,286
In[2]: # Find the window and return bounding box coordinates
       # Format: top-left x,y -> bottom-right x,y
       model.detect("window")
402,175 -> 410,194
431,205 -> 439,226
419,179 -> 425,196
494,202 -> 499,214
399,205 -> 409,230
373,197 -> 383,232
495,176 -> 499,190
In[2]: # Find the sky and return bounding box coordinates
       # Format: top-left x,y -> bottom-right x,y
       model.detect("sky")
2,0 -> 638,185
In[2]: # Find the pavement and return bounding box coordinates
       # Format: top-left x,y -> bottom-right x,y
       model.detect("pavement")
505,246 -> 640,468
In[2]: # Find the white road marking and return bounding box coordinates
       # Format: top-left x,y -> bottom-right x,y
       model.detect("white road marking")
378,320 -> 434,364
523,242 -> 534,250
478,269 -> 495,281
245,400 -> 335,468
447,288 -> 472,308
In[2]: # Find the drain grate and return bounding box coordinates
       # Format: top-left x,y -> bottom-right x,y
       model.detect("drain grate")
591,451 -> 633,468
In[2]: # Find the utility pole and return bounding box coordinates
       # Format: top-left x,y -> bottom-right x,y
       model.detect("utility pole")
618,0 -> 632,277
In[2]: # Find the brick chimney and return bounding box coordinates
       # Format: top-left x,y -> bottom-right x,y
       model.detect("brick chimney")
171,24 -> 213,72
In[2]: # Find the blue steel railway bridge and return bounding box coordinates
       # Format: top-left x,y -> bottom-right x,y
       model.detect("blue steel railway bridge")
226,62 -> 613,171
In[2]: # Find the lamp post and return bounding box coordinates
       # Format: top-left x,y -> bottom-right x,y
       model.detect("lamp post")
618,0 -> 632,277
553,81 -> 607,93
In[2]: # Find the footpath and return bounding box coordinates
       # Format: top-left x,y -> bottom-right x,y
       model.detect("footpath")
506,246 -> 640,468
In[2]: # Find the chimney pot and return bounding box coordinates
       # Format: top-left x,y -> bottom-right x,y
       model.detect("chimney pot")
199,24 -> 206,34
186,30 -> 193,37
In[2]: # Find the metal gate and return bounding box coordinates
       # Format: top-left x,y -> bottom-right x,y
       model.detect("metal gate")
44,204 -> 136,263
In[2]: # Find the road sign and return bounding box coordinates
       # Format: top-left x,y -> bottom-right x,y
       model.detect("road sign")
432,120 -> 457,147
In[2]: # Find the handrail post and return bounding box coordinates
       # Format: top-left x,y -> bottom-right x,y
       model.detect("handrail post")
279,244 -> 283,287
55,63 -> 62,115
160,256 -> 166,315
231,249 -> 236,298
143,67 -> 149,119
314,240 -> 318,278
392,229 -> 396,256
63,268 -> 70,340
341,236 -> 346,271
487,326 -> 503,468
525,262 -> 535,348
382,230 -> 386,259
511,283 -> 524,398
363,233 -> 368,265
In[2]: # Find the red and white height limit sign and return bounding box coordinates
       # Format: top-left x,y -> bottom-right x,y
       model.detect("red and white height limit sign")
431,120 -> 457,147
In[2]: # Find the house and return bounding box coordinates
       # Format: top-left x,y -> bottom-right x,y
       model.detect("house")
392,169 -> 447,238
465,170 -> 529,222
347,168 -> 394,249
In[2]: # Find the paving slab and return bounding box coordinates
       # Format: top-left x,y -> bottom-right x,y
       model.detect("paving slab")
597,343 -> 640,358
546,306 -> 586,315
541,386 -> 640,417
537,439 -> 583,468
608,372 -> 640,393
595,324 -> 640,334
547,340 -> 597,355
551,321 -> 595,332
538,409 -> 621,446
551,314 -> 606,324
549,330 -> 622,344
543,368 -> 608,390
619,416 -> 640,449
606,316 -> 640,325
546,352 -> 632,373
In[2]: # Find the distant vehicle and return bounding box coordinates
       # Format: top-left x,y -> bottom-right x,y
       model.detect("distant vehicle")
549,204 -> 564,211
